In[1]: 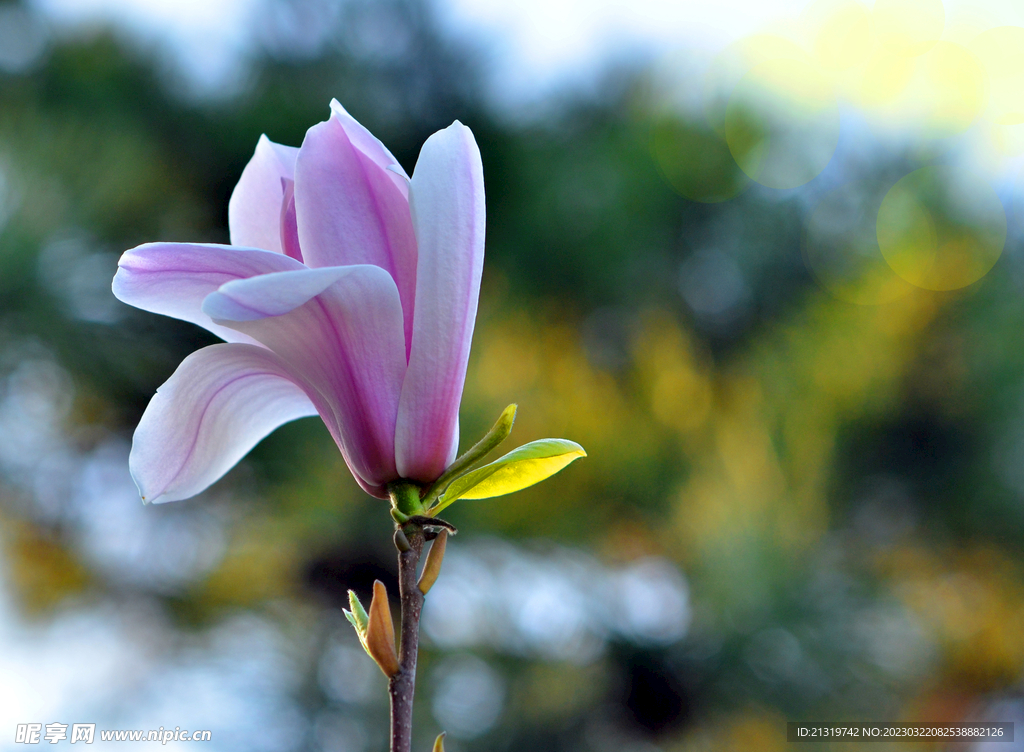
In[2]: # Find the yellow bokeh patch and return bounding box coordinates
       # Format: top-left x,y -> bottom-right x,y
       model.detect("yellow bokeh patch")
874,0 -> 945,56
877,166 -> 1006,291
803,183 -> 916,305
968,26 -> 1024,125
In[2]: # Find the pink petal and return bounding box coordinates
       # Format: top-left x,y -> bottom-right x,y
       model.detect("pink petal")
279,178 -> 302,261
395,122 -> 485,482
112,242 -> 305,344
330,99 -> 410,197
228,135 -> 299,254
130,343 -> 318,504
448,421 -> 460,468
294,108 -> 418,353
203,265 -> 407,491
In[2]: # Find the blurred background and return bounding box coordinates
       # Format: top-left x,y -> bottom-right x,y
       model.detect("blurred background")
1,0 -> 1024,749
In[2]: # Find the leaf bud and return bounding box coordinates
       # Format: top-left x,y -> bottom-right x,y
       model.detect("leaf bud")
417,529 -> 448,594
394,528 -> 411,552
366,580 -> 400,677
343,590 -> 369,642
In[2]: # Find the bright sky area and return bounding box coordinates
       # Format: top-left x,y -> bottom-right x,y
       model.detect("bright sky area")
29,0 -> 1024,105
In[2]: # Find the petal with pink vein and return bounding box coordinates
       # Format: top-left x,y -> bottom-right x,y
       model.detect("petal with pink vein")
130,343 -> 318,504
203,264 -> 407,491
294,109 -> 418,352
112,242 -> 305,345
395,121 -> 485,482
329,99 -> 410,196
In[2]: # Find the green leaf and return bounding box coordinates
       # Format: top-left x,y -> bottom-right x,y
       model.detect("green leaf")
421,403 -> 518,509
345,590 -> 368,636
430,439 -> 586,514
432,733 -> 446,752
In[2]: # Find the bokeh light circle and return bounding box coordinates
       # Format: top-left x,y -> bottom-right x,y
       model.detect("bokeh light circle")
702,34 -> 810,137
989,122 -> 1024,156
803,184 -> 915,305
873,0 -> 945,56
651,115 -> 750,203
724,58 -> 840,190
856,42 -> 985,136
913,42 -> 985,137
854,49 -> 915,108
877,166 -> 1006,291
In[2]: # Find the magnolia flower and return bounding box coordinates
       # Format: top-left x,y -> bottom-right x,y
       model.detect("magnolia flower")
113,101 -> 484,502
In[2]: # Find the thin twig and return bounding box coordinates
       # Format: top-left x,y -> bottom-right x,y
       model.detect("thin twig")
388,528 -> 424,752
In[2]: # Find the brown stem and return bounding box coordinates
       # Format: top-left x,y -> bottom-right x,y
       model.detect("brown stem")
389,528 -> 424,752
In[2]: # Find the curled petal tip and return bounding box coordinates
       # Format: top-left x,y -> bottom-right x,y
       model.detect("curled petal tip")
228,135 -> 299,253
138,490 -> 165,505
134,469 -> 157,505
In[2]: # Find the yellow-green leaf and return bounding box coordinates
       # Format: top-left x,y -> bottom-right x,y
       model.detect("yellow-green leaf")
345,590 -> 368,635
432,732 -> 446,752
421,403 -> 517,509
430,439 -> 586,514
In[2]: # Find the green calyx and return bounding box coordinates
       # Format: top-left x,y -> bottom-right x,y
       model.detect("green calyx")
388,479 -> 425,519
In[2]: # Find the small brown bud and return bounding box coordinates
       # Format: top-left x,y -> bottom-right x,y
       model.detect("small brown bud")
394,528 -> 411,552
366,580 -> 400,677
417,529 -> 448,595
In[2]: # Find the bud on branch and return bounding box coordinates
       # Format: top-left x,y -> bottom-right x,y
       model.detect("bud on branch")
367,580 -> 400,677
345,581 -> 400,678
417,529 -> 448,594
